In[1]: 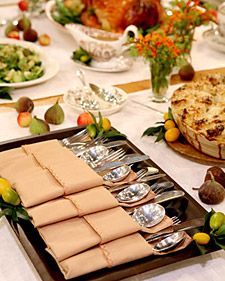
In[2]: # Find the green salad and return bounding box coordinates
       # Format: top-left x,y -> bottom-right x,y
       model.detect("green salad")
0,44 -> 44,84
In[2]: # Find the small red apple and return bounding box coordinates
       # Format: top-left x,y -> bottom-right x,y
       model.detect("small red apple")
7,31 -> 20,40
17,112 -> 32,127
77,112 -> 94,126
18,0 -> 29,11
38,34 -> 51,46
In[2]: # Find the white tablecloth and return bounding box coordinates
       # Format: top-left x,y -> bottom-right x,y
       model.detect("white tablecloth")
0,3 -> 225,281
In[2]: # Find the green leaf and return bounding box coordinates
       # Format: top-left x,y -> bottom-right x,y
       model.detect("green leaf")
0,87 -> 13,100
88,111 -> 97,125
98,112 -> 103,129
168,107 -> 174,120
0,208 -> 13,218
194,241 -> 208,255
155,128 -> 164,142
16,208 -> 29,220
102,130 -> 126,139
142,125 -> 164,137
203,209 -> 215,233
213,237 -> 225,250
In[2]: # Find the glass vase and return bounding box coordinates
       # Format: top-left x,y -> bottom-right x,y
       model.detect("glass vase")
150,61 -> 172,103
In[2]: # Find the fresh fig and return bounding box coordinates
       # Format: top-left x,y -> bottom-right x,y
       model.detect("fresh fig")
205,166 -> 225,188
4,21 -> 19,36
15,96 -> 34,113
44,100 -> 65,125
23,28 -> 38,42
198,172 -> 225,204
17,16 -> 31,31
29,116 -> 50,135
178,63 -> 195,81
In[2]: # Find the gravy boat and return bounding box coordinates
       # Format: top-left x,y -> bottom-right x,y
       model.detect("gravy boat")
65,23 -> 138,61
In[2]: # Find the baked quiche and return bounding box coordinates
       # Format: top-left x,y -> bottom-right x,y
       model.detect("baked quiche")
171,74 -> 225,159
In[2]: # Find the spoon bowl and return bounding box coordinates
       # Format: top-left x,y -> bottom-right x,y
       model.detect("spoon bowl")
132,203 -> 165,228
78,145 -> 109,164
103,165 -> 131,182
116,183 -> 151,203
153,231 -> 185,252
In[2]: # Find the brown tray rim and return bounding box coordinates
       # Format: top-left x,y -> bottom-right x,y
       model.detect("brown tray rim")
1,126 -> 216,281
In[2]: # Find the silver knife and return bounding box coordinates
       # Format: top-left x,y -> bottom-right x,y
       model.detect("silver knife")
146,217 -> 205,242
109,173 -> 166,193
94,154 -> 150,173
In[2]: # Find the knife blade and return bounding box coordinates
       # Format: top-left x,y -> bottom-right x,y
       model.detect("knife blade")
94,154 -> 150,173
146,217 -> 205,242
108,173 -> 166,193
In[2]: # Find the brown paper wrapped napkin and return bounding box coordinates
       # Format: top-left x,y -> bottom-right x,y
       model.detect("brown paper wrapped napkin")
27,198 -> 78,227
84,206 -> 140,244
39,217 -> 101,261
59,233 -> 153,279
100,233 -> 153,267
47,158 -> 103,195
0,154 -> 41,184
22,139 -> 61,155
140,216 -> 174,234
67,186 -> 119,216
59,247 -> 108,280
0,147 -> 26,170
32,147 -> 76,169
14,169 -> 64,208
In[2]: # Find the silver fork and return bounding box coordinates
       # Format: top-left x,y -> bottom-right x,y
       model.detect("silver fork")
61,129 -> 88,147
146,216 -> 182,243
91,148 -> 127,169
73,136 -> 106,155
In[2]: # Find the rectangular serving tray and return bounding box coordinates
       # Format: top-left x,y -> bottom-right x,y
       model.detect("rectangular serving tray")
0,126 -> 210,281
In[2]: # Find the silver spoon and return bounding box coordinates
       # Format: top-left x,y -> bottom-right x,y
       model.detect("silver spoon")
153,231 -> 185,252
116,183 -> 151,203
132,203 -> 165,228
103,165 -> 131,182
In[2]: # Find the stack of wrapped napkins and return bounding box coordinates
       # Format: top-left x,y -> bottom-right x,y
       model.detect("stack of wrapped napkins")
0,140 -> 191,279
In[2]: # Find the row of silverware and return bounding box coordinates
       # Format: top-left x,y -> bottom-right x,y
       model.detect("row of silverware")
60,130 -> 188,252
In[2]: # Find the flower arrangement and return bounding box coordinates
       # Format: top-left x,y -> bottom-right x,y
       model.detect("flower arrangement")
130,30 -> 182,101
164,0 -> 217,54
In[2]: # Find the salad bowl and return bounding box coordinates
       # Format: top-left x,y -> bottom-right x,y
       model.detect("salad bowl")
0,38 -> 59,88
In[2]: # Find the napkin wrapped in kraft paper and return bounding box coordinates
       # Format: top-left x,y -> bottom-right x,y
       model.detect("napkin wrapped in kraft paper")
0,154 -> 43,184
0,147 -> 27,170
14,169 -> 64,208
84,206 -> 141,244
25,144 -> 76,169
38,217 -> 101,262
27,198 -> 79,227
46,157 -> 103,195
22,139 -> 62,155
27,186 -> 119,227
66,186 -> 119,217
59,233 -> 153,279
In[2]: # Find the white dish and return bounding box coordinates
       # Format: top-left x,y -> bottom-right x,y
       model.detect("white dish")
0,38 -> 59,88
203,28 -> 225,53
73,56 -> 133,73
63,86 -> 127,116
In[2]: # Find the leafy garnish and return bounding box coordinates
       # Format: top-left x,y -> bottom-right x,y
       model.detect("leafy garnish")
142,124 -> 165,142
71,47 -> 92,66
0,87 -> 13,100
0,197 -> 29,222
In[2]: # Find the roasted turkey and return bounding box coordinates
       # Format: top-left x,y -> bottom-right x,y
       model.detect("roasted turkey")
80,0 -> 164,32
